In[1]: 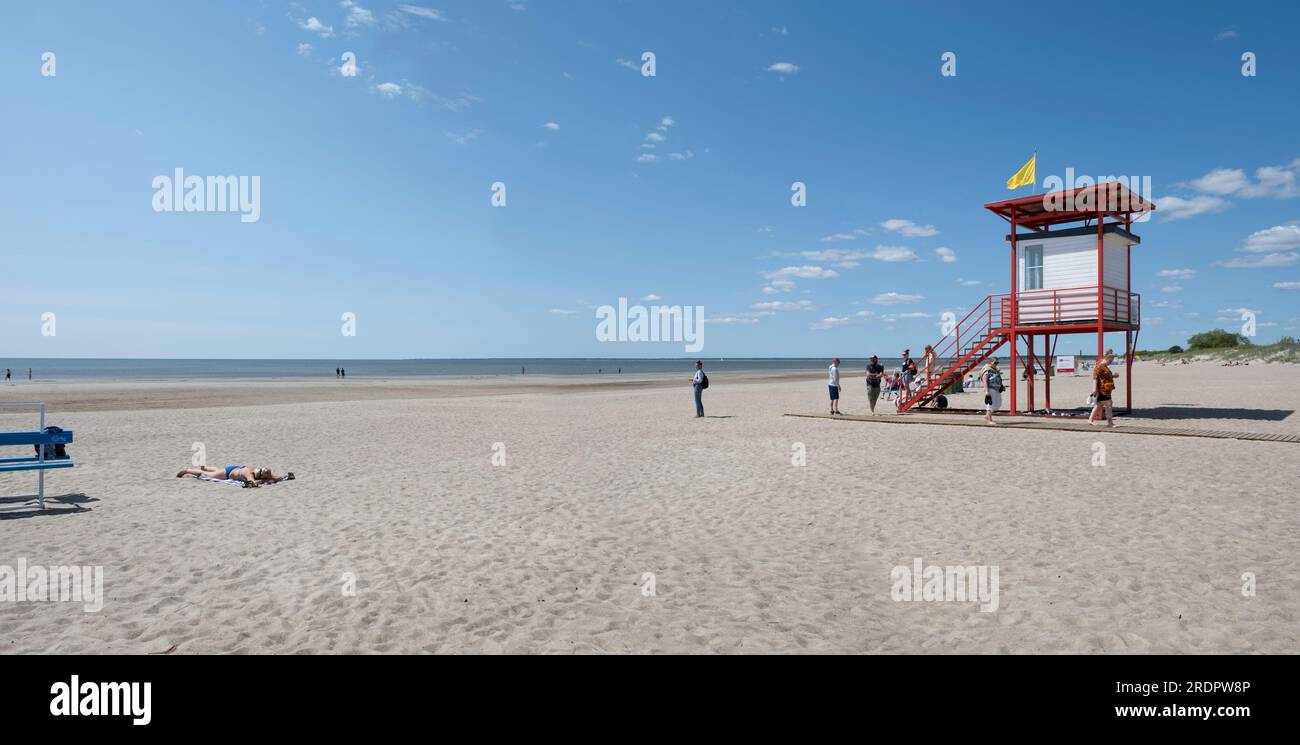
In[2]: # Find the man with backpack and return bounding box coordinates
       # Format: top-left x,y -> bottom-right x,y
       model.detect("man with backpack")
692,360 -> 707,417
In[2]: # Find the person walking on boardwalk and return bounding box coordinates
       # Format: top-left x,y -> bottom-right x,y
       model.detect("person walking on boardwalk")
1088,349 -> 1117,427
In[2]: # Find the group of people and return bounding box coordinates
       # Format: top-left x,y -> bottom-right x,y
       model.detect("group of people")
825,347 -> 946,417
334,367 -> 346,378
4,368 -> 32,383
689,349 -> 1119,425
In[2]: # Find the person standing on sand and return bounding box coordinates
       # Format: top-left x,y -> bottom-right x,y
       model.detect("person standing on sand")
4,369 -> 9,383
828,358 -> 842,415
1089,349 -> 1117,427
865,355 -> 885,414
922,345 -> 938,387
982,359 -> 1004,425
900,350 -> 917,396
691,360 -> 705,418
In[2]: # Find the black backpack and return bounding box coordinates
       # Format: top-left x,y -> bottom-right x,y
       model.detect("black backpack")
700,373 -> 709,390
34,426 -> 69,460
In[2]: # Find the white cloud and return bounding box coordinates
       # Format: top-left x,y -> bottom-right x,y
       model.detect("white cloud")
636,153 -> 657,163
669,151 -> 694,161
431,92 -> 481,112
508,1 -> 528,10
765,265 -> 839,280
645,131 -> 665,143
615,58 -> 639,70
297,43 -> 313,56
873,292 -> 924,305
1161,284 -> 1184,293
445,129 -> 483,145
819,228 -> 869,242
658,117 -> 675,131
375,82 -> 404,98
399,4 -> 447,21
799,248 -> 866,262
1221,252 -> 1300,269
771,25 -> 789,36
547,308 -> 577,315
640,294 -> 661,301
341,1 -> 376,28
957,278 -> 981,286
1215,28 -> 1238,41
1184,159 -> 1300,199
762,278 -> 796,294
298,17 -> 335,37
1241,224 -> 1300,253
752,300 -> 813,311
881,218 -> 939,238
542,122 -> 560,131
1156,268 -> 1196,279
1156,194 -> 1230,221
1272,281 -> 1300,289
868,245 -> 919,262
810,316 -> 850,330
933,246 -> 957,263
766,62 -> 799,76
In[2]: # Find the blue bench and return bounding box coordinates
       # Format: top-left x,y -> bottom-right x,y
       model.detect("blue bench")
0,404 -> 75,510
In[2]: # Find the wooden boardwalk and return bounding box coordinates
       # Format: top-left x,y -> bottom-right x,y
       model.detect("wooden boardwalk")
783,413 -> 1300,444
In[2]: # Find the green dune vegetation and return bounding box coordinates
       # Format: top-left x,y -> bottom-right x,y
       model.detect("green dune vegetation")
1138,330 -> 1300,364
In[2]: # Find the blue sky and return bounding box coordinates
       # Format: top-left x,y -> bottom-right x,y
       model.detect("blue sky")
2,0 -> 1298,358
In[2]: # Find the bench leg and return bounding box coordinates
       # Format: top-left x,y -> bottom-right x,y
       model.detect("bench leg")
38,469 -> 45,510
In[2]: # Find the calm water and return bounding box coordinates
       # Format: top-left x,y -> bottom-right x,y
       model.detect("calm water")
0,358 -> 982,382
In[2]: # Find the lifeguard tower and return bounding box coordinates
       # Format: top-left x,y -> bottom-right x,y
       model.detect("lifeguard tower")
899,182 -> 1154,415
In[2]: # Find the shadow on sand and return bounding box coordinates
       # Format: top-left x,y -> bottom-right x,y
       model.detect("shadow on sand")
0,492 -> 97,520
1135,405 -> 1293,422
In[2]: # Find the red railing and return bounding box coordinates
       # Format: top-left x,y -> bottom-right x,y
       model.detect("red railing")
896,285 -> 1140,412
897,296 -> 1007,412
989,285 -> 1140,327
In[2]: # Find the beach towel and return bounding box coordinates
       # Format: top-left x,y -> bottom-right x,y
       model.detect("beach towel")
196,475 -> 286,487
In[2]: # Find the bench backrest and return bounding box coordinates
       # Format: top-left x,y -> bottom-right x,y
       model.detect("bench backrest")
0,431 -> 75,447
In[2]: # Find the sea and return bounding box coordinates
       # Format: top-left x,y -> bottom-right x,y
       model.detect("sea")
0,357 -> 996,382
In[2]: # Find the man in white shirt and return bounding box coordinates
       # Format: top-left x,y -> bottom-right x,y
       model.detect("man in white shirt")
828,358 -> 842,415
691,360 -> 705,418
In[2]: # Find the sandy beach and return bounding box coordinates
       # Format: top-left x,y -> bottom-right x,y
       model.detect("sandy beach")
1,362 -> 1296,654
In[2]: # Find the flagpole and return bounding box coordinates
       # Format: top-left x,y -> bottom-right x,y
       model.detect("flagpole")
1031,148 -> 1038,195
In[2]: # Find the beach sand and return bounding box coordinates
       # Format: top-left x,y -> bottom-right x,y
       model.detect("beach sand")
1,362 -> 1297,654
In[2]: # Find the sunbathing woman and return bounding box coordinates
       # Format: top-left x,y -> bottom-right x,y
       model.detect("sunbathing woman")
176,464 -> 295,487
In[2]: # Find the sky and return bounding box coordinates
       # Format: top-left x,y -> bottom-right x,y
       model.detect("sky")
2,0 -> 1298,359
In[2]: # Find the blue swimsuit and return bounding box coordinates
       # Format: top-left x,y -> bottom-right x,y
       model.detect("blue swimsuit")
224,465 -> 244,479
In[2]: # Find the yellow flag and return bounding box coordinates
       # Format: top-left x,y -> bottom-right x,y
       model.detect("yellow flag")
1006,154 -> 1036,190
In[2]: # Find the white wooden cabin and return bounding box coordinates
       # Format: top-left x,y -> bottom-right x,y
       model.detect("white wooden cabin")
1005,224 -> 1138,327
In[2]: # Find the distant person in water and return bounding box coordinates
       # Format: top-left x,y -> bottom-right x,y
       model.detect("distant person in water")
341,368 -> 345,378
177,464 -> 295,488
